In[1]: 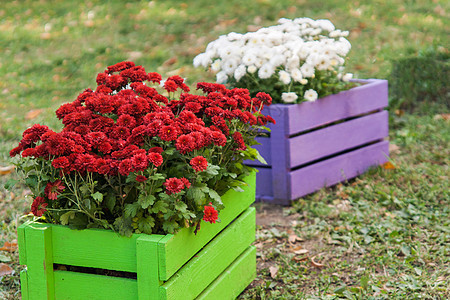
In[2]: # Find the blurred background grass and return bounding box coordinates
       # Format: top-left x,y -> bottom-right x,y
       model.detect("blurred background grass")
0,0 -> 449,299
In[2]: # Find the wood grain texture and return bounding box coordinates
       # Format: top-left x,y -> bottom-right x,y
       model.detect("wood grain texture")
161,207 -> 255,300
23,225 -> 55,300
255,168 -> 273,198
289,140 -> 389,200
158,171 -> 256,281
262,79 -> 388,135
20,270 -> 28,300
196,246 -> 257,300
288,111 -> 389,167
137,235 -> 165,299
53,270 -> 138,300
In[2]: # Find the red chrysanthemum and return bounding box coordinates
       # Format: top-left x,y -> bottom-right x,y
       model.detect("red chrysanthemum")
232,132 -> 246,150
175,134 -> 196,154
136,175 -> 148,182
148,152 -> 163,167
52,157 -> 70,169
148,72 -> 162,83
131,152 -> 148,171
44,180 -> 65,200
31,196 -> 48,217
181,178 -> 191,189
203,203 -> 218,224
190,156 -> 208,172
164,177 -> 186,195
148,147 -> 163,154
159,125 -> 179,141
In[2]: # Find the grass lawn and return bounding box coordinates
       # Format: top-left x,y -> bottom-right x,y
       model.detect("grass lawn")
1,0 -> 448,299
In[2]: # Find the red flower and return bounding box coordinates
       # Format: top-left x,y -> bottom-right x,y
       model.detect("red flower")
106,61 -> 136,74
31,196 -> 48,217
175,134 -> 196,154
164,177 -> 186,195
148,72 -> 162,83
44,180 -> 65,200
159,125 -> 179,141
203,203 -> 218,223
148,152 -> 163,167
148,147 -> 163,154
119,159 -> 133,176
136,175 -> 147,182
163,80 -> 178,93
52,157 -> 70,169
232,132 -> 246,150
190,156 -> 208,172
181,178 -> 191,189
131,152 -> 148,171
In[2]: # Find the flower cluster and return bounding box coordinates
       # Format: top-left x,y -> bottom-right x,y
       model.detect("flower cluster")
194,17 -> 354,104
11,61 -> 274,236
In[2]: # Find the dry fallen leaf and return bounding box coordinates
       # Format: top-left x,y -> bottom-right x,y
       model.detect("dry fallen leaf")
0,241 -> 18,252
25,109 -> 43,120
269,265 -> 279,278
0,165 -> 14,175
288,234 -> 303,244
294,249 -> 309,255
292,256 -> 308,262
389,143 -> 401,154
0,263 -> 13,276
433,114 -> 450,121
310,256 -> 325,268
382,161 -> 396,170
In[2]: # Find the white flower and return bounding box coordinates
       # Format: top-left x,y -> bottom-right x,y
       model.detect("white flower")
216,71 -> 228,84
304,89 -> 318,102
278,70 -> 291,85
300,78 -> 308,85
258,63 -> 275,79
290,68 -> 303,82
193,53 -> 211,68
211,59 -> 222,72
234,65 -> 247,81
242,52 -> 257,66
342,73 -> 353,82
247,65 -> 257,73
300,63 -> 315,78
222,58 -> 239,75
281,92 -> 298,103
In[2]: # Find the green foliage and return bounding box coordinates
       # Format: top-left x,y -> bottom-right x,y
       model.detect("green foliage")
389,48 -> 449,112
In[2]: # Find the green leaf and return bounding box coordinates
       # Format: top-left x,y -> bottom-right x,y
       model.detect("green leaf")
113,216 -> 133,237
208,189 -> 221,202
60,211 -> 76,225
152,200 -> 169,214
104,193 -> 117,212
255,148 -> 267,164
205,164 -> 220,176
175,201 -> 188,212
4,178 -> 18,190
162,220 -> 178,234
124,202 -> 141,218
137,216 -> 155,234
91,192 -> 103,203
187,186 -> 206,201
149,173 -> 165,180
138,194 -> 155,209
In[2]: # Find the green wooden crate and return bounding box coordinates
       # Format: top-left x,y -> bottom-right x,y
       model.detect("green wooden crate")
18,172 -> 256,300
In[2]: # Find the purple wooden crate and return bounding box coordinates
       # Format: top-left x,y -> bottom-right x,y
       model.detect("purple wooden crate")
246,79 -> 390,205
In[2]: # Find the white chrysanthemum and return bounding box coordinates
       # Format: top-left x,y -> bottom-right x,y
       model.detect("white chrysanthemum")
247,65 -> 257,74
222,58 -> 239,75
234,65 -> 247,81
242,52 -> 258,66
211,59 -> 222,72
316,56 -> 331,71
316,19 -> 335,32
278,70 -> 291,85
300,78 -> 308,85
342,73 -> 353,82
193,53 -> 211,68
290,68 -> 303,82
300,63 -> 315,78
258,63 -> 275,79
304,89 -> 318,102
281,92 -> 298,103
216,71 -> 228,84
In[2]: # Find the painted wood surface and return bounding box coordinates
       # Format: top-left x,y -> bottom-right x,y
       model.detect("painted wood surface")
288,140 -> 389,200
263,79 -> 388,134
158,171 -> 256,281
18,172 -> 257,299
53,271 -> 138,300
197,246 -> 257,300
161,207 -> 255,299
245,79 -> 389,204
288,110 -> 389,167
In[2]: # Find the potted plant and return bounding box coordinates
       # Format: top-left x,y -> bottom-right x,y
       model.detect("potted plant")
194,18 -> 389,204
11,61 -> 274,299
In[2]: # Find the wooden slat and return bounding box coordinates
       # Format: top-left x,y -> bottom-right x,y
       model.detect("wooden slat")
137,235 -> 165,299
161,207 -> 255,300
255,168 -> 273,199
20,270 -> 29,300
158,171 -> 256,281
196,246 -> 256,300
53,271 -> 137,300
244,136 -> 272,167
17,224 -> 27,265
49,223 -> 156,273
289,140 -> 389,200
261,79 -> 388,135
288,111 -> 389,167
24,225 -> 55,300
